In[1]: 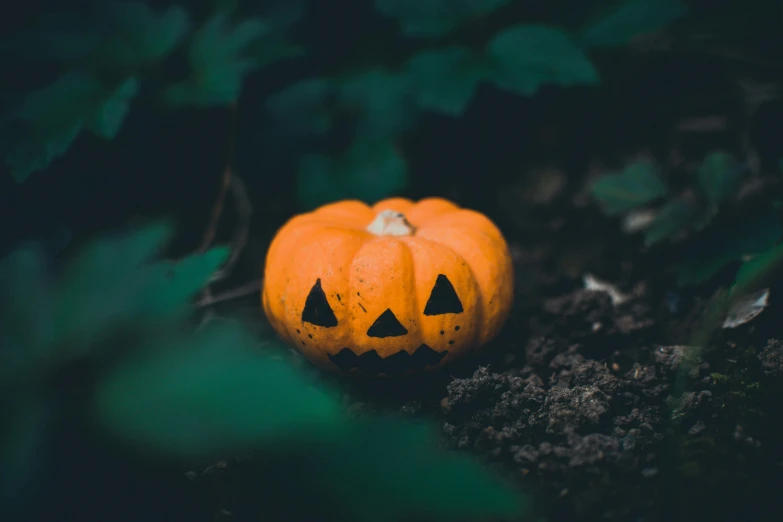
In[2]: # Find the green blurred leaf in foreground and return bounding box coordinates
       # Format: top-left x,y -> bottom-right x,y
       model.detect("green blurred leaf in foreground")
487,25 -> 600,96
374,0 -> 515,37
406,46 -> 488,116
92,322 -> 342,458
580,0 -> 689,48
591,160 -> 668,215
298,139 -> 407,209
3,74 -> 139,182
53,222 -> 229,353
293,417 -> 530,522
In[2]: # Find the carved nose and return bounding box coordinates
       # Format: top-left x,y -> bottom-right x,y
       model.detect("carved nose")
367,308 -> 408,338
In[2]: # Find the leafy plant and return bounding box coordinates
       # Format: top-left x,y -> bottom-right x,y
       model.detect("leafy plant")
0,1 -> 301,183
0,222 -> 530,521
590,150 -> 779,286
2,0 -> 691,208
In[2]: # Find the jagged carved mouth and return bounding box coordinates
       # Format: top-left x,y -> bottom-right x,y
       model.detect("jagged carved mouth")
327,344 -> 448,376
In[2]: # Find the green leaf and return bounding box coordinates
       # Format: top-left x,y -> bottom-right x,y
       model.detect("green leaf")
265,78 -> 336,136
297,140 -> 408,209
52,223 -> 230,357
580,0 -> 689,48
731,242 -> 783,298
52,222 -> 174,349
486,25 -> 600,96
696,151 -> 744,209
164,14 -> 265,106
406,46 -> 487,116
92,322 -> 342,458
643,199 -> 697,246
135,246 -> 230,318
677,211 -> 782,286
338,69 -> 416,138
3,73 -> 139,181
296,417 -> 530,521
374,0 -> 515,37
84,77 -> 140,139
591,160 -> 668,215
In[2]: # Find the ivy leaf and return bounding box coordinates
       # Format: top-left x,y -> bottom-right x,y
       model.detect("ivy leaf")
580,0 -> 689,48
405,46 -> 487,116
164,14 -> 265,106
677,211 -> 782,286
92,322 -> 342,458
298,140 -> 408,209
374,0 -> 515,37
265,78 -> 337,136
338,69 -> 416,139
3,74 -> 139,182
696,151 -> 744,210
643,199 -> 697,246
486,25 -> 600,96
591,160 -> 668,215
292,417 -> 530,521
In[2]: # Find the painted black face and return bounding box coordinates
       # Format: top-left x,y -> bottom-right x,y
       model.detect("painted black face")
300,274 -> 464,375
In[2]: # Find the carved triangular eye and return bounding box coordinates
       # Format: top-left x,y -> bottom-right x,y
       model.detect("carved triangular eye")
367,308 -> 408,338
302,278 -> 338,327
423,274 -> 463,316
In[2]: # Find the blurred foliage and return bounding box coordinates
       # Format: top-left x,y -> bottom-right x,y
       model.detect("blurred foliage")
0,222 -> 529,521
591,151 -> 782,287
0,0 -> 691,207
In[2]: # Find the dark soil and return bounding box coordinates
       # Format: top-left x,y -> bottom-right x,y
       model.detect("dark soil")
194,230 -> 783,522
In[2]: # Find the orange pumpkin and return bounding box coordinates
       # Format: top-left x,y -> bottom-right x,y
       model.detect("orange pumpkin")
261,197 -> 514,376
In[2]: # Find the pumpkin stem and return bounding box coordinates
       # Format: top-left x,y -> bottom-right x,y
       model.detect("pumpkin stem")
366,209 -> 416,236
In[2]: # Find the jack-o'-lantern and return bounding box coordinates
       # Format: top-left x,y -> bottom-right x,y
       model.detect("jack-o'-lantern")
261,197 -> 514,376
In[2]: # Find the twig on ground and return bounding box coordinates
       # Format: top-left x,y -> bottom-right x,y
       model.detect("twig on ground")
196,278 -> 263,308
